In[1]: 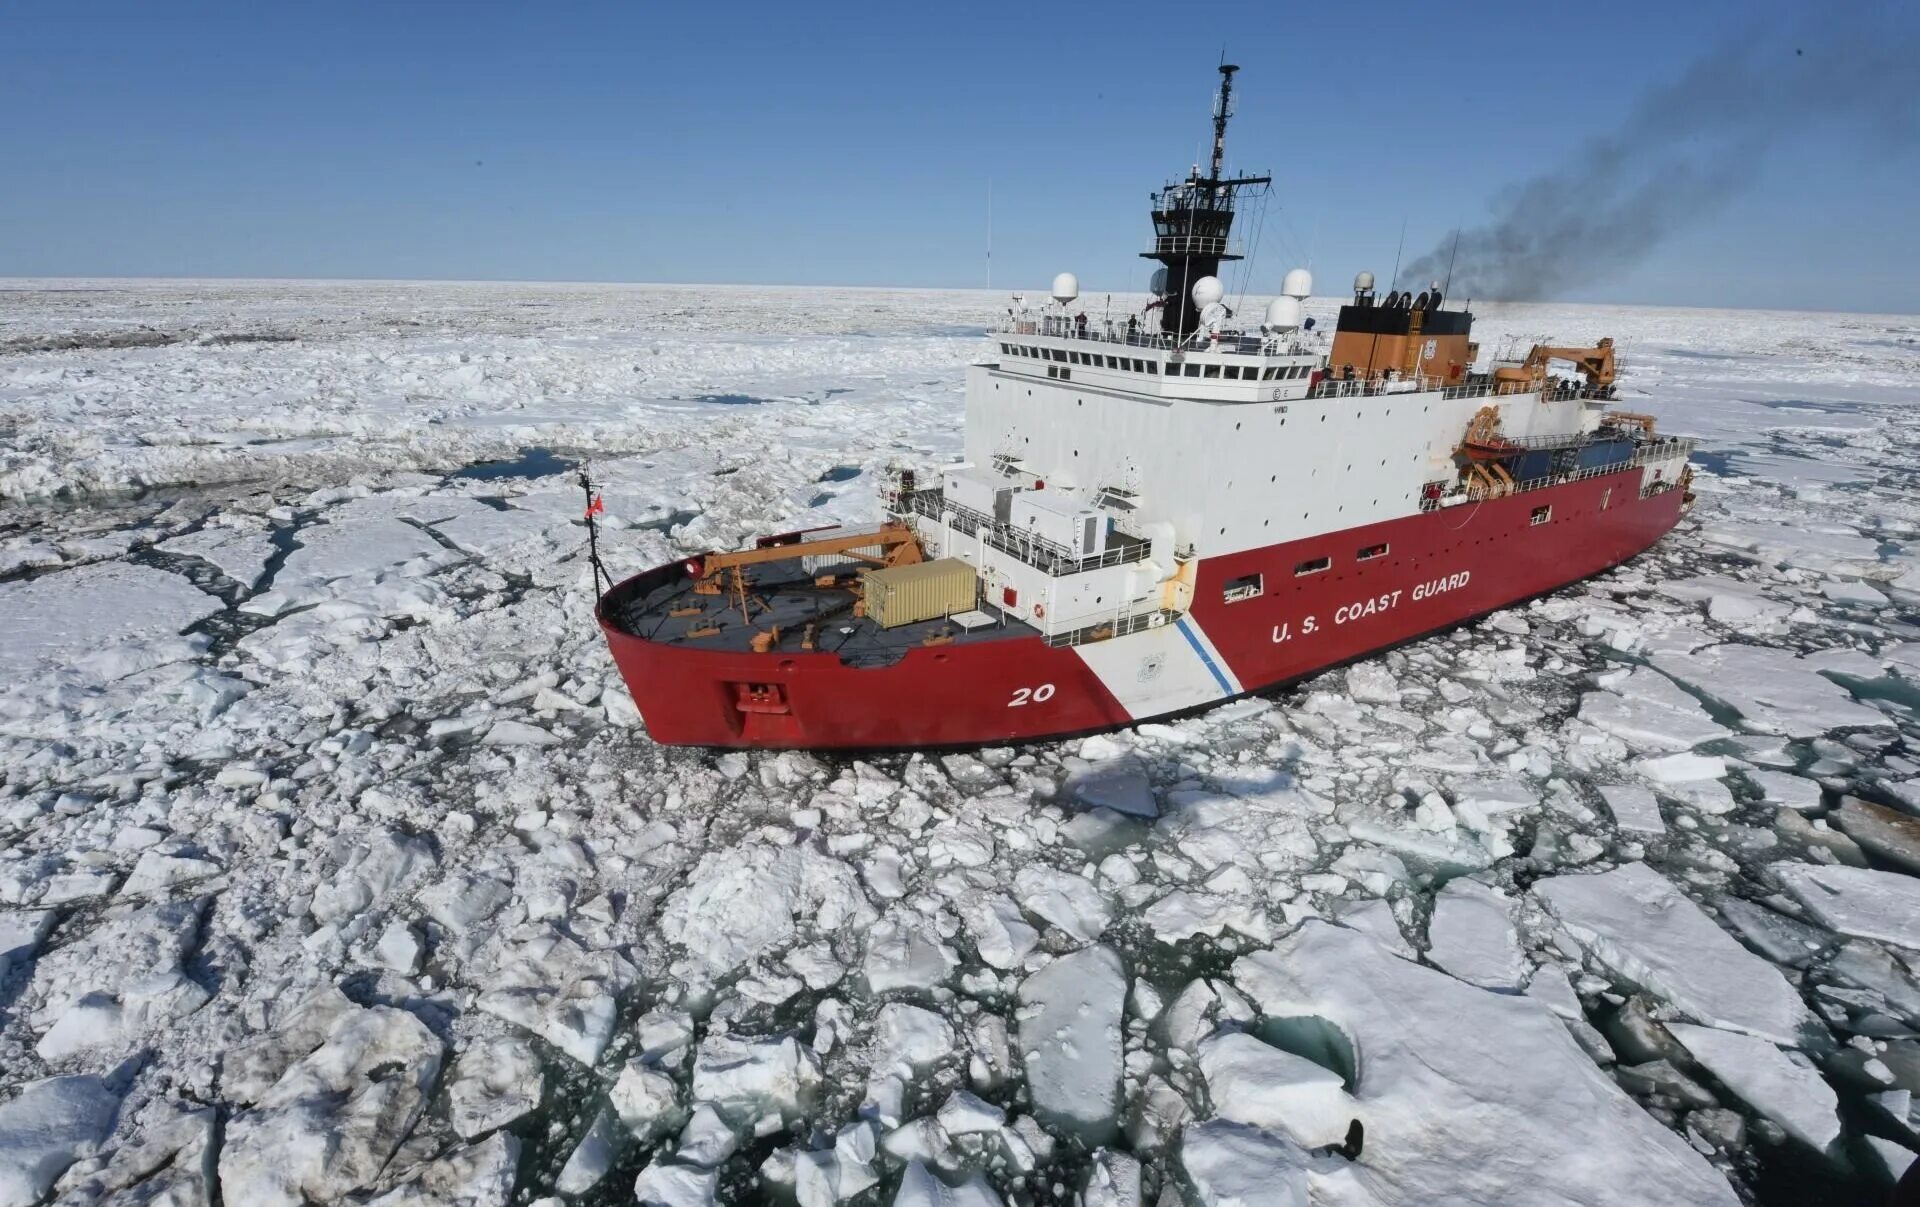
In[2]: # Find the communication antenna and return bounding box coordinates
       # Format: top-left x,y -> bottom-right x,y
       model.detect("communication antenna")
986,178 -> 993,291
1442,227 -> 1462,298
1389,218 -> 1407,289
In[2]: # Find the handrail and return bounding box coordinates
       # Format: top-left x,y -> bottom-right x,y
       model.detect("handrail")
898,489 -> 1152,577
991,315 -> 1317,358
1419,438 -> 1695,511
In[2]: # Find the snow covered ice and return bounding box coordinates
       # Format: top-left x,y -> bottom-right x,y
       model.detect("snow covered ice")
2,280 -> 1919,1203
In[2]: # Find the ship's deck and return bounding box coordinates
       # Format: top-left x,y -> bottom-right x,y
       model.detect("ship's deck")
605,559 -> 1034,669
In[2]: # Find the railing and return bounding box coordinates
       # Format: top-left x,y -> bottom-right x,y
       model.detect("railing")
1306,376 -> 1615,405
898,489 -> 1152,577
1417,437 -> 1696,511
991,314 -> 1315,359
1044,606 -> 1177,648
1142,235 -> 1246,258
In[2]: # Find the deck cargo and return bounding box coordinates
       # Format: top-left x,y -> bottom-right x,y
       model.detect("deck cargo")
862,558 -> 977,628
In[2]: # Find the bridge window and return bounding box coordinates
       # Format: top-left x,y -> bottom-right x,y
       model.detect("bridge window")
1294,556 -> 1331,577
1185,364 -> 1201,377
1223,573 -> 1263,603
1203,364 -> 1221,379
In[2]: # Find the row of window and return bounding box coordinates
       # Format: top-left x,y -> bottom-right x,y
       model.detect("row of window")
998,343 -> 1312,382
1220,542 -> 1398,603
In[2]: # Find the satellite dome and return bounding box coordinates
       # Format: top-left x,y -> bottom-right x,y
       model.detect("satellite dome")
1190,275 -> 1224,308
1354,270 -> 1376,292
1281,268 -> 1313,299
1264,296 -> 1303,332
1148,267 -> 1169,295
1051,272 -> 1080,305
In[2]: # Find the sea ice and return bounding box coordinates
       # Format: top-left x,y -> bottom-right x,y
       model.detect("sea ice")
447,1035 -> 544,1139
1651,643 -> 1890,737
1424,878 -> 1528,991
1775,862 -> 1920,948
1016,944 -> 1125,1142
0,1075 -> 121,1207
691,1033 -> 821,1122
1668,1024 -> 1840,1152
218,1002 -> 445,1206
892,1161 -> 1003,1207
1196,1030 -> 1357,1147
1533,862 -> 1818,1045
1233,922 -> 1738,1204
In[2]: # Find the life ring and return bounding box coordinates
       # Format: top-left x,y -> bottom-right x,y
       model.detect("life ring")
1033,602 -> 1046,619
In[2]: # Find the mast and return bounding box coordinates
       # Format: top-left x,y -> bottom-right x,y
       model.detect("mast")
1210,63 -> 1235,181
1142,65 -> 1271,340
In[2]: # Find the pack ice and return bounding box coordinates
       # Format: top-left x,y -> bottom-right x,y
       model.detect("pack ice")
1,281 -> 1916,1205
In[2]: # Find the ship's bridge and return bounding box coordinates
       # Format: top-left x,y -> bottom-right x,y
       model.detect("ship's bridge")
988,311 -> 1322,404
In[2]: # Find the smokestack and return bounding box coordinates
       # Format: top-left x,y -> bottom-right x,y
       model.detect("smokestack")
1398,23 -> 1919,301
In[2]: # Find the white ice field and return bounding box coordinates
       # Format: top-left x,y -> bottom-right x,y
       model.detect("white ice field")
1,278 -> 1918,1207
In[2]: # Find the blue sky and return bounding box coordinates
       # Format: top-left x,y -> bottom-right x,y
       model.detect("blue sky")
3,0 -> 1915,312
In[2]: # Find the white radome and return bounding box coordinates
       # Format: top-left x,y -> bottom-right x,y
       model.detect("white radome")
1149,268 -> 1169,295
1190,275 -> 1224,308
1281,268 -> 1313,299
1264,296 -> 1303,332
1354,270 -> 1376,292
1051,272 -> 1079,306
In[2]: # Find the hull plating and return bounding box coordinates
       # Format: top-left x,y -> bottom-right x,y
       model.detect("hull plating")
598,468 -> 1686,749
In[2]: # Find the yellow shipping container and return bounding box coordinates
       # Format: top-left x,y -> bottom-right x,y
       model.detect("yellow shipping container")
862,558 -> 978,629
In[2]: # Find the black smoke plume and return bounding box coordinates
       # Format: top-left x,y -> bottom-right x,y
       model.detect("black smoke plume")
1397,20 -> 1918,301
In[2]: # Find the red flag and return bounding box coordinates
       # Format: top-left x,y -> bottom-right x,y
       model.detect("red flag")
586,494 -> 605,519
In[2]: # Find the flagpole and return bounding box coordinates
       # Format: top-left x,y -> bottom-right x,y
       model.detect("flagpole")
579,466 -> 611,596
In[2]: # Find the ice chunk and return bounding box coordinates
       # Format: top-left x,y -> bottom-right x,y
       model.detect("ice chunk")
633,1159 -> 719,1207
368,1132 -> 519,1207
309,827 -> 437,925
1011,865 -> 1112,941
447,1036 -> 543,1139
27,898 -> 211,1061
1832,798 -> 1920,874
1597,784 -> 1665,835
219,1003 -> 445,1206
691,1034 -> 821,1121
556,1109 -> 621,1195
610,1060 -> 680,1136
1016,944 -> 1125,1142
1179,1120 -> 1310,1207
935,1090 -> 1004,1136
1668,1024 -> 1841,1152
1578,668 -> 1729,753
0,910 -> 56,982
473,929 -> 635,1065
0,1075 -> 121,1207
891,1161 -> 1002,1207
1082,1148 -> 1142,1207
1331,898 -> 1414,959
1064,757 -> 1157,818
1196,1030 -> 1357,1148
660,842 -> 877,976
0,562 -> 221,681
47,1099 -> 213,1207
1344,662 -> 1401,705
1533,863 -> 1818,1045
1775,862 -> 1920,948
1235,923 -> 1738,1204
872,1002 -> 955,1072
863,913 -> 959,992
956,894 -> 1039,970
1425,879 -> 1527,991
1651,644 -> 1890,737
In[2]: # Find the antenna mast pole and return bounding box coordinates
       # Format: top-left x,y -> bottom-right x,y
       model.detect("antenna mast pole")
1210,63 -> 1238,181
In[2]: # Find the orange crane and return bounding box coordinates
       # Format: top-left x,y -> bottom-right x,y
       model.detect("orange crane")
1493,337 -> 1617,394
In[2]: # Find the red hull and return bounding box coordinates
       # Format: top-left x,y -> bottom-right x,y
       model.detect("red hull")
598,468 -> 1686,749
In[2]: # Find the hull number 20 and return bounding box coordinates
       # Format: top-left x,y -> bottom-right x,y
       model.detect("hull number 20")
1009,683 -> 1056,707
